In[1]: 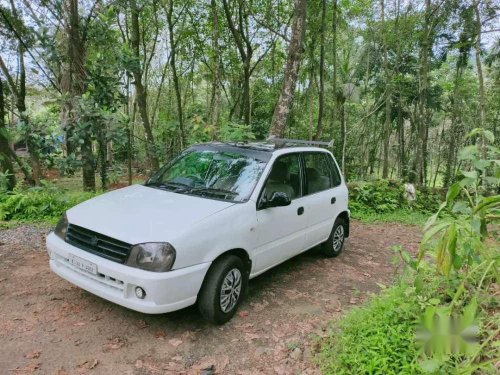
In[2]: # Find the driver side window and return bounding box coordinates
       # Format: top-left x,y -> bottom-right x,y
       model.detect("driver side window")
262,154 -> 301,201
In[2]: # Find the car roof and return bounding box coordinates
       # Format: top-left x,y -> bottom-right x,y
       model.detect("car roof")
192,142 -> 333,157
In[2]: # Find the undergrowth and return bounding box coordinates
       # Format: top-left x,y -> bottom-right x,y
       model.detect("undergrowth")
0,182 -> 97,224
348,180 -> 443,225
319,130 -> 499,374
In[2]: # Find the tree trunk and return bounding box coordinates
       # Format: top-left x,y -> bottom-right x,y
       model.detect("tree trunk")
243,62 -> 251,126
269,0 -> 307,137
129,0 -> 160,170
473,0 -> 486,158
17,45 -> 42,185
63,0 -> 95,190
222,0 -> 253,126
415,0 -> 431,186
166,0 -> 186,149
0,77 -> 16,190
331,0 -> 338,135
381,0 -> 392,179
209,0 -> 221,140
315,0 -> 326,140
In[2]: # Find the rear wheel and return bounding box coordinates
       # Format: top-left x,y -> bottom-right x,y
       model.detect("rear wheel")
198,255 -> 248,324
321,217 -> 346,257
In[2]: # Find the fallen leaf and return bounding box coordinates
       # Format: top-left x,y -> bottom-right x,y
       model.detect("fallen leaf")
89,359 -> 99,369
238,310 -> 249,317
24,350 -> 41,359
245,333 -> 260,341
135,360 -> 143,369
155,330 -> 166,339
168,338 -> 183,347
77,360 -> 89,368
137,320 -> 149,329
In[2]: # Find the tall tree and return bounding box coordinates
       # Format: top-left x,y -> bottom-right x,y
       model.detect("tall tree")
381,0 -> 392,179
128,0 -> 160,170
209,0 -> 222,139
62,0 -> 96,190
315,0 -> 327,140
270,0 -> 307,137
166,0 -> 186,149
0,76 -> 15,190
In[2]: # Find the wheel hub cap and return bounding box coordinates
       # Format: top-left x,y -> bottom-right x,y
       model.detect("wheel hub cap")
332,225 -> 344,252
220,268 -> 242,313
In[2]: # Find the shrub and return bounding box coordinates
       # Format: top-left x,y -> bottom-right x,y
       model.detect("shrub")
318,281 -> 421,374
348,180 -> 443,222
0,183 -> 96,223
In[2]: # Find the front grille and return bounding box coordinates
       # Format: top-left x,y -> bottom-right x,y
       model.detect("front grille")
66,224 -> 132,263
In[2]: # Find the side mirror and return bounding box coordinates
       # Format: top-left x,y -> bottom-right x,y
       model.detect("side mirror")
259,191 -> 291,209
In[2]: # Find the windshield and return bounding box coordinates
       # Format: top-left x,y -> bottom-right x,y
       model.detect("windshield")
146,149 -> 268,202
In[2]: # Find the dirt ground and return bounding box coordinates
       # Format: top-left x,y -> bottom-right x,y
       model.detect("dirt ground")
0,221 -> 421,375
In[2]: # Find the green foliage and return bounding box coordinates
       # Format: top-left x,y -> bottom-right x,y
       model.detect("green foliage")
319,260 -> 498,374
0,182 -> 96,223
218,122 -> 256,142
320,138 -> 499,374
319,280 -> 421,374
348,180 -> 443,223
419,128 -> 499,276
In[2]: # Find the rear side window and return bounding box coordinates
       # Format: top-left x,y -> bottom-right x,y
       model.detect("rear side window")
328,155 -> 342,187
304,153 -> 334,194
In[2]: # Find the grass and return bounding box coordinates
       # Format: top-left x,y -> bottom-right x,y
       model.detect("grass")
350,208 -> 429,226
318,280 -> 421,374
317,262 -> 499,374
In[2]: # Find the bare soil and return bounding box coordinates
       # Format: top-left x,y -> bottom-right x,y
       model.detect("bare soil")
0,221 -> 420,375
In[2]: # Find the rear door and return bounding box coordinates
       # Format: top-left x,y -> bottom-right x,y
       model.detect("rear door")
301,152 -> 343,248
252,153 -> 308,273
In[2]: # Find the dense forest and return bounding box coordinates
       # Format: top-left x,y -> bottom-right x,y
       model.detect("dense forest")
0,0 -> 498,191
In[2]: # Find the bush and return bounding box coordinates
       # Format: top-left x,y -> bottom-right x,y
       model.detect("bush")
318,281 -> 421,374
0,183 -> 96,223
320,133 -> 499,374
348,180 -> 443,223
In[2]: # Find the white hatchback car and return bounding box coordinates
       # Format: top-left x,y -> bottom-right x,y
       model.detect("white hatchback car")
47,140 -> 349,323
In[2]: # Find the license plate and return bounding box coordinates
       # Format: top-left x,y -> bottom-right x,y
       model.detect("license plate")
68,254 -> 97,275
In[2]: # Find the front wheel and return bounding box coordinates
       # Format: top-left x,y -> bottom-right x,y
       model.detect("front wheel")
198,255 -> 248,324
321,217 -> 346,257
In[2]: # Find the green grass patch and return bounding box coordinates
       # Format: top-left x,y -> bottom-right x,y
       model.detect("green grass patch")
0,184 -> 98,225
347,180 -> 443,225
318,281 -> 421,374
351,208 -> 429,225
318,264 -> 499,374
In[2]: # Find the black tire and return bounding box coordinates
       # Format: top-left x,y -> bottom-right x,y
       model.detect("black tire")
321,217 -> 346,257
198,255 -> 248,324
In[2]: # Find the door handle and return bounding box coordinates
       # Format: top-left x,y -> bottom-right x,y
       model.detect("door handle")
297,207 -> 304,215
331,197 -> 336,204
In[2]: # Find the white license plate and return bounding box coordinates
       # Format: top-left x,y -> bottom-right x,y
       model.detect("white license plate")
68,254 -> 97,275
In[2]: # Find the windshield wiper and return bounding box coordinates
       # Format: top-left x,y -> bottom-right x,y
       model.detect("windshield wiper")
146,181 -> 192,191
188,187 -> 237,197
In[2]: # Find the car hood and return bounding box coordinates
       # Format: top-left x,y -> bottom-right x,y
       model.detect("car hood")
67,184 -> 235,244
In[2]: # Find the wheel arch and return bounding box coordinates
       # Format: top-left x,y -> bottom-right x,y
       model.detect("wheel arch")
197,248 -> 252,301
337,211 -> 350,237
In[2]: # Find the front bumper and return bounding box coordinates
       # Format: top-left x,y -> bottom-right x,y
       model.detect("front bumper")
46,232 -> 211,314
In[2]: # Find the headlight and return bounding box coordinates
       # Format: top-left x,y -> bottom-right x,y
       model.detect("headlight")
54,213 -> 68,240
127,243 -> 176,272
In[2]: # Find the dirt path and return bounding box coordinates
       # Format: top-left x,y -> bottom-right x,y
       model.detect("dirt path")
0,221 -> 420,375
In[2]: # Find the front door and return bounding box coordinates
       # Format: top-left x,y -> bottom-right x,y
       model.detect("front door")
253,153 -> 308,273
